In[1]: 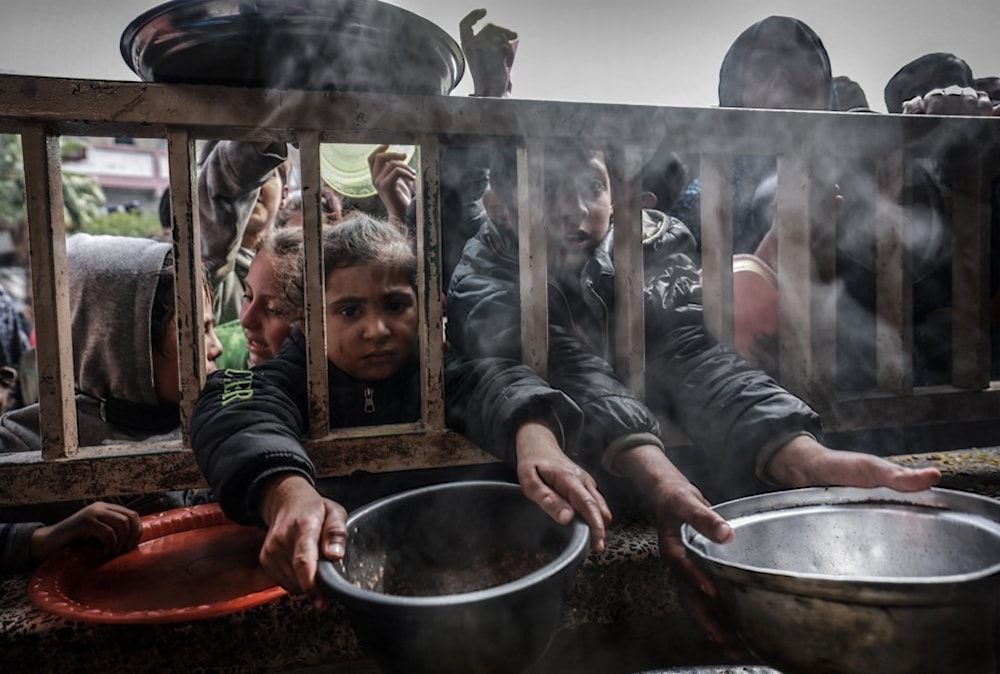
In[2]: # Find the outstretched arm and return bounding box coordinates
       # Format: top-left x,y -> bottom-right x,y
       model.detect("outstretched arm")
460,9 -> 519,98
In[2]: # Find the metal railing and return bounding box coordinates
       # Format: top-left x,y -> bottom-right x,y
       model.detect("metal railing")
0,73 -> 997,506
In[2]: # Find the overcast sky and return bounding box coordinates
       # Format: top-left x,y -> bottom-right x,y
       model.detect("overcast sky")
1,0 -> 998,112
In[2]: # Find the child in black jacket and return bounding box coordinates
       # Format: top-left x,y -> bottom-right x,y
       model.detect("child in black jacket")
191,214 -> 610,608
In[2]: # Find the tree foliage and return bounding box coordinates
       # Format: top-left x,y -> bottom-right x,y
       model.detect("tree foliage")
0,134 -> 107,232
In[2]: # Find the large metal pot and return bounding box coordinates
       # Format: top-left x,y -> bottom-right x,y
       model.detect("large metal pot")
317,480 -> 589,674
121,0 -> 464,95
683,487 -> 1000,674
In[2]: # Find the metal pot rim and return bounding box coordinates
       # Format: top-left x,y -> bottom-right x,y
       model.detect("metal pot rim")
318,480 -> 590,608
683,486 -> 1000,587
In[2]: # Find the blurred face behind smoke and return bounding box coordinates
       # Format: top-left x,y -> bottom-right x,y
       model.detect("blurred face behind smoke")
487,147 -> 613,276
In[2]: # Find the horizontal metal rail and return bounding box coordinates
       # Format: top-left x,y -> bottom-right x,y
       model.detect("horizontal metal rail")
0,74 -> 997,506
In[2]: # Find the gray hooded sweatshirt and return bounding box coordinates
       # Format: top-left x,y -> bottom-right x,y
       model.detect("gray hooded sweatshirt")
0,234 -> 179,573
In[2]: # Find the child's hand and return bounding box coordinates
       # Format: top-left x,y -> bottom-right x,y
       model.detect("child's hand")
368,144 -> 416,223
29,501 -> 141,563
460,9 -> 518,98
258,473 -> 348,611
514,421 -> 612,552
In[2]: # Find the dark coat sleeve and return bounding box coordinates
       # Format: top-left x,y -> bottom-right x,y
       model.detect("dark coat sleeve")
642,250 -> 823,498
190,333 -> 314,527
446,226 -> 663,473
443,350 -> 584,465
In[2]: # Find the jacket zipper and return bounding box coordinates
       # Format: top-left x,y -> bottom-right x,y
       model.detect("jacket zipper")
583,278 -> 612,361
364,385 -> 375,413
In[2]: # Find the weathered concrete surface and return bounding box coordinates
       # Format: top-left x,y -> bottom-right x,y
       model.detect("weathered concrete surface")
2,448 -> 998,673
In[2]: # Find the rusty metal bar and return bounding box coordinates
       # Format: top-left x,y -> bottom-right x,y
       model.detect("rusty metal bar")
21,126 -> 77,459
806,152 -> 838,398
298,131 -> 331,437
608,144 -> 645,396
775,153 -> 813,398
518,140 -> 548,377
874,148 -> 912,394
415,136 -> 446,431
949,145 -> 991,390
166,129 -> 205,443
699,154 -> 734,344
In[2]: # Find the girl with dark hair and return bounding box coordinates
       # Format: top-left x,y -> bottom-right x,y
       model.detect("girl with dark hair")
191,213 -> 610,608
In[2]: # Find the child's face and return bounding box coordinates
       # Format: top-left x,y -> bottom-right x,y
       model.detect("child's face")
543,150 -> 613,274
324,263 -> 418,381
153,287 -> 222,404
240,249 -> 297,367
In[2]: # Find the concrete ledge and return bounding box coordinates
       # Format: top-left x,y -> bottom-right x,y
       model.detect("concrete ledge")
2,447 -> 999,673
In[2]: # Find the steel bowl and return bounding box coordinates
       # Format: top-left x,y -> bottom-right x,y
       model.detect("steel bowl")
317,480 -> 589,674
121,0 -> 464,94
683,486 -> 1000,674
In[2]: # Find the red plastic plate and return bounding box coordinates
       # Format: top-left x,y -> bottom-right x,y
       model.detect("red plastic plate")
28,502 -> 286,624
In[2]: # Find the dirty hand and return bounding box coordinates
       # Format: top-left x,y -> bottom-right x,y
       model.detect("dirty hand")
902,85 -> 1000,116
612,444 -> 744,657
258,473 -> 348,611
460,8 -> 518,97
515,421 -> 612,552
29,501 -> 142,563
368,144 -> 416,223
764,433 -> 942,491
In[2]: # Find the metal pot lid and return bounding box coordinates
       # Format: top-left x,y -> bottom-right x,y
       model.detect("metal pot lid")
120,0 -> 465,95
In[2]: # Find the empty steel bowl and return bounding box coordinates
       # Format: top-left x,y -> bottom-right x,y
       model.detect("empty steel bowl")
317,480 -> 589,674
683,486 -> 1000,674
121,0 -> 464,95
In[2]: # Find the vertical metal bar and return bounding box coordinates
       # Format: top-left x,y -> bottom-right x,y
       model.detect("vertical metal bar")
775,153 -> 813,398
874,148 -> 912,393
518,140 -> 548,377
700,154 -> 734,345
299,131 -> 331,436
415,136 -> 445,430
807,153 -> 838,398
607,144 -> 645,396
22,127 -> 77,459
166,129 -> 205,443
949,145 -> 990,389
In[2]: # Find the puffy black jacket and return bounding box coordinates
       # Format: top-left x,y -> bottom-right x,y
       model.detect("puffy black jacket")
191,327 -> 582,526
447,209 -> 823,501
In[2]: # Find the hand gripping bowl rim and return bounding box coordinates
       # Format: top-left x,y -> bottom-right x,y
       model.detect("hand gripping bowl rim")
317,480 -> 590,609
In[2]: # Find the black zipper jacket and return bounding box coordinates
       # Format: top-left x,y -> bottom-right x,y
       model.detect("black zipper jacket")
446,210 -> 823,501
191,328 -> 582,526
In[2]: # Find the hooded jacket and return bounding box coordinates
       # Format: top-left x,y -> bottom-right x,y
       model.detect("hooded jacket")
0,234 -> 182,573
190,327 -> 583,527
447,209 -> 822,502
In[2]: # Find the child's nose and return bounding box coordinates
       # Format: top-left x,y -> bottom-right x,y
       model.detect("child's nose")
363,314 -> 391,339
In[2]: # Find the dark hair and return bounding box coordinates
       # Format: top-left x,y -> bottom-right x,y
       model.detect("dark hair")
149,250 -> 176,355
283,213 -> 415,311
488,141 -> 612,212
323,213 -> 415,280
149,249 -> 214,354
158,189 -> 171,231
256,226 -> 305,319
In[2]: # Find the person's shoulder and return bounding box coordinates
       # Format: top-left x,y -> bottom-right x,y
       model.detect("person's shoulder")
641,208 -> 696,254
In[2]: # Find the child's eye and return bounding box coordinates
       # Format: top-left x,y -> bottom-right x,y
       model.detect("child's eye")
339,306 -> 360,319
588,179 -> 606,195
386,301 -> 407,314
241,292 -> 253,305
265,303 -> 284,318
